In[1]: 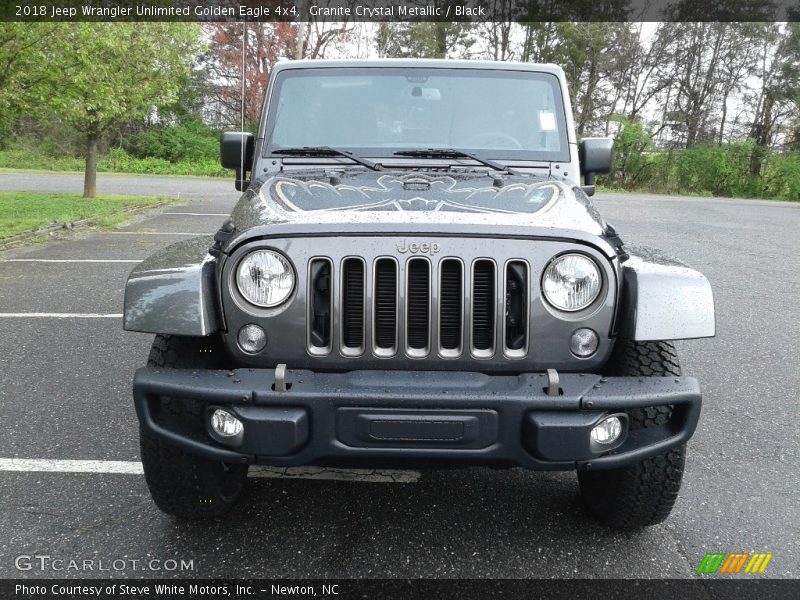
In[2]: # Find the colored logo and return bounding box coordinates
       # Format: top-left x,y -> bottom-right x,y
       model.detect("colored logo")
696,552 -> 773,574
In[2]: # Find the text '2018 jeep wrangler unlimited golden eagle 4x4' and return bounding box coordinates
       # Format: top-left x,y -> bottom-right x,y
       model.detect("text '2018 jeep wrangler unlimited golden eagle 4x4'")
124,60 -> 715,529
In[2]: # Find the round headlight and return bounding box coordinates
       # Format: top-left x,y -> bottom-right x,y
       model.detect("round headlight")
542,253 -> 602,311
235,250 -> 294,307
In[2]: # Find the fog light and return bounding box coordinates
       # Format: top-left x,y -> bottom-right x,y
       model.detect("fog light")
569,328 -> 598,357
210,409 -> 243,438
238,324 -> 267,353
591,416 -> 622,444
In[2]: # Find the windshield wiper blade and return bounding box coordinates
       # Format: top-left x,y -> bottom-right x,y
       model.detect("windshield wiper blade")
272,146 -> 382,171
393,149 -> 510,173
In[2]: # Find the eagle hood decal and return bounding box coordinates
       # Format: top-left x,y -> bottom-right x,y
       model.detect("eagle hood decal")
230,170 -> 609,236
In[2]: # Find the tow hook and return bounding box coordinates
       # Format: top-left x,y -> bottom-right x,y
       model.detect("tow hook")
273,364 -> 289,392
546,368 -> 560,397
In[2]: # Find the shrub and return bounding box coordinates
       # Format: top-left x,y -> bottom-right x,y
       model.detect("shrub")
0,148 -> 84,171
123,116 -> 219,163
0,147 -> 227,177
599,131 -> 800,201
101,148 -> 226,177
671,141 -> 758,197
761,152 -> 800,201
607,115 -> 658,190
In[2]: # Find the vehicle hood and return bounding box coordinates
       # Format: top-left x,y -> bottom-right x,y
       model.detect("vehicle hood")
230,170 -> 609,236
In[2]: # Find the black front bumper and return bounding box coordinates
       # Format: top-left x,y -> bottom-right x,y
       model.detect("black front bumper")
133,368 -> 701,471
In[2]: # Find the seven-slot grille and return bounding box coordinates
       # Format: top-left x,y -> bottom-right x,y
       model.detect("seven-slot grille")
308,255 -> 529,359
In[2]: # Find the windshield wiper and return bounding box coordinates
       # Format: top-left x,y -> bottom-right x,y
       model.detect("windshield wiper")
393,149 -> 514,173
272,146 -> 383,171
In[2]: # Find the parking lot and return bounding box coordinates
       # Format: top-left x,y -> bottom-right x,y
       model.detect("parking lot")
1,171 -> 798,579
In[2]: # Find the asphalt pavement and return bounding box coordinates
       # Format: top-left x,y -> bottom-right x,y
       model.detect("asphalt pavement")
0,171 -> 798,579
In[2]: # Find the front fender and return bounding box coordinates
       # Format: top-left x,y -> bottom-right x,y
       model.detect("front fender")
123,236 -> 220,336
620,245 -> 715,341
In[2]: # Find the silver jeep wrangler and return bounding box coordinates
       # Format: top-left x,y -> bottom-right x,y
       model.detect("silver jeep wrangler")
124,59 -> 715,528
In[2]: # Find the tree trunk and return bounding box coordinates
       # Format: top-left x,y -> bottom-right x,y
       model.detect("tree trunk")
434,24 -> 448,59
718,95 -> 728,145
749,94 -> 774,176
295,21 -> 308,59
83,133 -> 98,199
685,114 -> 698,148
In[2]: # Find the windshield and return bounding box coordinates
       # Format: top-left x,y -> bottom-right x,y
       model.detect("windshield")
264,67 -> 570,162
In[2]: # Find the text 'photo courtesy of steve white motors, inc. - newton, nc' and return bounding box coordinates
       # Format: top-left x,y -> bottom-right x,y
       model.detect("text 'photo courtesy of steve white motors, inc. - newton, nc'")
14,583 -> 338,597
13,3 -> 486,19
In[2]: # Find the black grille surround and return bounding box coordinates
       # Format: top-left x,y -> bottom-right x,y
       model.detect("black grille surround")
373,258 -> 398,352
471,260 -> 495,355
341,258 -> 365,352
406,259 -> 431,354
438,260 -> 463,354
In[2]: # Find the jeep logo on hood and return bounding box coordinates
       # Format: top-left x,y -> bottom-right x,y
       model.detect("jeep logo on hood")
397,241 -> 441,255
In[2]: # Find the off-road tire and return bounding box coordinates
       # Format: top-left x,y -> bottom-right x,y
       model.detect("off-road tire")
139,335 -> 247,519
578,339 -> 686,529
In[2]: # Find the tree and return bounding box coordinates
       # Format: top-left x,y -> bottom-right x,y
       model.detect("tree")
0,24 -> 55,141
48,23 -> 200,197
603,24 -> 673,134
655,23 -> 730,147
477,0 -> 524,61
655,0 -> 776,148
747,23 -> 800,174
295,19 -> 355,60
714,23 -> 766,145
517,22 -> 639,136
202,23 -> 296,128
376,22 -> 475,58
562,23 -> 636,136
201,19 -> 350,129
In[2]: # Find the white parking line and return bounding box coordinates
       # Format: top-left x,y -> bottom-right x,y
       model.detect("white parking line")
162,212 -> 229,216
0,459 -> 143,474
0,313 -> 122,318
0,259 -> 140,263
0,459 -> 420,483
106,231 -> 208,236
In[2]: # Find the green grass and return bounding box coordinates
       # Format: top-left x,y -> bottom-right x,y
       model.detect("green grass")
0,149 -> 228,178
0,191 -> 173,239
596,184 -> 714,197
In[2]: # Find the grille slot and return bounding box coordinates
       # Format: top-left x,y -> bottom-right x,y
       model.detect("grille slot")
374,258 -> 398,352
471,260 -> 495,354
406,259 -> 430,353
439,260 -> 463,353
341,258 -> 365,350
505,261 -> 528,355
308,259 -> 332,351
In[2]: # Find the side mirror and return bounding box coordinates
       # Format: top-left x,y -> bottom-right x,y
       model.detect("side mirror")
579,137 -> 614,196
221,132 -> 255,191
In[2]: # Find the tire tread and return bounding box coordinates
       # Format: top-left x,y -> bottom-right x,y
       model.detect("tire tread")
140,334 -> 245,519
578,338 -> 686,529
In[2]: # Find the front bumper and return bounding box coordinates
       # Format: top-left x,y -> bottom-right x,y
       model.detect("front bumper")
133,368 -> 701,471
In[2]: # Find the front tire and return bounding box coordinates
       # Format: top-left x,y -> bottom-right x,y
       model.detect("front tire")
578,339 -> 686,529
139,335 -> 248,519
